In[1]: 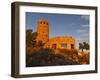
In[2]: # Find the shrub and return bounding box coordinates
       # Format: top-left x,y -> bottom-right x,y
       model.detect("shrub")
26,48 -> 76,67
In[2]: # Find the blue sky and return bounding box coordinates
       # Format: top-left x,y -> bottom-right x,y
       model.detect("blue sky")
26,12 -> 90,48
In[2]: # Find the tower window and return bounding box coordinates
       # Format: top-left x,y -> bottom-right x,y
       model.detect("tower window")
43,22 -> 45,24
40,21 -> 42,24
46,23 -> 48,25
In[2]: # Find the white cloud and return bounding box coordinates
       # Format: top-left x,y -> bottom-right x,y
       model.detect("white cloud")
76,28 -> 89,47
77,24 -> 89,34
77,29 -> 89,39
80,15 -> 89,21
77,29 -> 87,33
81,24 -> 89,28
82,33 -> 89,37
77,38 -> 89,42
26,26 -> 32,29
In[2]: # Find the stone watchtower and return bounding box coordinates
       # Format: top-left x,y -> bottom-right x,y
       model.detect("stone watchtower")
36,17 -> 49,44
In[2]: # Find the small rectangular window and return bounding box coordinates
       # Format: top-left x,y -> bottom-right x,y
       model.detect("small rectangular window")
61,43 -> 67,48
71,44 -> 74,49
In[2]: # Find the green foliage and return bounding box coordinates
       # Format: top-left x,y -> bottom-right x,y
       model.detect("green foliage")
79,42 -> 89,51
56,49 -> 79,64
26,29 -> 37,47
36,40 -> 45,47
78,52 -> 90,64
32,32 -> 38,46
26,48 -> 81,67
79,43 -> 84,51
83,42 -> 89,50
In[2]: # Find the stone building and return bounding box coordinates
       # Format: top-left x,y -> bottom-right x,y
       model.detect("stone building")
36,17 -> 76,49
44,36 -> 75,49
36,17 -> 49,43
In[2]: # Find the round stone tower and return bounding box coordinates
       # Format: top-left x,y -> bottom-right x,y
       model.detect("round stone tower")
36,17 -> 49,44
